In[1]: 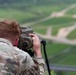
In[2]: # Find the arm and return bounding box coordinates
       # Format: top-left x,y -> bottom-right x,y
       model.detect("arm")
29,33 -> 45,75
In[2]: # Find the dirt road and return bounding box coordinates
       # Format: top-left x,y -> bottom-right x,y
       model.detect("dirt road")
21,4 -> 76,45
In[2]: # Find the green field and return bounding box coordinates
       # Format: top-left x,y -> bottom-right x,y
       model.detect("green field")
35,17 -> 76,26
66,7 -> 76,14
0,4 -> 70,23
46,42 -> 71,56
48,45 -> 76,65
30,4 -> 69,15
42,42 -> 75,65
0,8 -> 45,23
67,29 -> 76,39
32,17 -> 76,37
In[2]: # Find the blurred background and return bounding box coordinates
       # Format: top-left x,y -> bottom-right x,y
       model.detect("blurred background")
0,0 -> 76,75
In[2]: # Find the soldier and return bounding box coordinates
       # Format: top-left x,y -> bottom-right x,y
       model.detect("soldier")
0,20 -> 45,75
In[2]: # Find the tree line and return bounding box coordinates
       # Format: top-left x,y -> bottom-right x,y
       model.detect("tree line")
0,0 -> 76,5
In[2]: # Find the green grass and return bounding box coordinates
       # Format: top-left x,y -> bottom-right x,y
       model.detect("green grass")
66,7 -> 76,14
0,3 -> 70,24
0,9 -> 36,23
0,3 -> 75,25
68,72 -> 76,75
30,4 -> 69,16
37,17 -> 76,26
0,8 -> 48,23
45,42 -> 71,56
48,45 -> 76,65
43,42 -> 75,75
34,28 -> 47,34
32,26 -> 47,34
58,53 -> 76,65
67,29 -> 76,39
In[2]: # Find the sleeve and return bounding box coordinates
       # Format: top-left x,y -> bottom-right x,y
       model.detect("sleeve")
18,57 -> 45,75
35,57 -> 45,75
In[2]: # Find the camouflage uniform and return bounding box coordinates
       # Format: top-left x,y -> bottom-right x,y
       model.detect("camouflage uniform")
0,38 -> 45,75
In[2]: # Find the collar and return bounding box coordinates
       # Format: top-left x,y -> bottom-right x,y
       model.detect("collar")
0,38 -> 13,46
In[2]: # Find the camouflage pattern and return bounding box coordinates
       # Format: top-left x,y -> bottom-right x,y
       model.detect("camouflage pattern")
0,57 -> 40,75
0,38 -> 45,75
19,65 -> 39,75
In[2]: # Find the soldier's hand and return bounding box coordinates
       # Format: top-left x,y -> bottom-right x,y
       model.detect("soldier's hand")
29,33 -> 42,57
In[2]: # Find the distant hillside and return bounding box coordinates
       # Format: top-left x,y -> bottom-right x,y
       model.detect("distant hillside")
0,0 -> 76,5
0,0 -> 76,10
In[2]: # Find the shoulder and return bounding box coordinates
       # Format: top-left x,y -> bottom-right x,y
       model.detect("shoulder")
14,47 -> 27,54
14,46 -> 32,58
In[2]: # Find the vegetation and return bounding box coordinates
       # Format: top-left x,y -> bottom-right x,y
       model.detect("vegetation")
66,7 -> 76,14
36,17 -> 76,26
49,45 -> 76,65
0,0 -> 76,5
45,42 -> 71,56
32,18 -> 76,36
0,3 -> 70,23
67,29 -> 76,39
